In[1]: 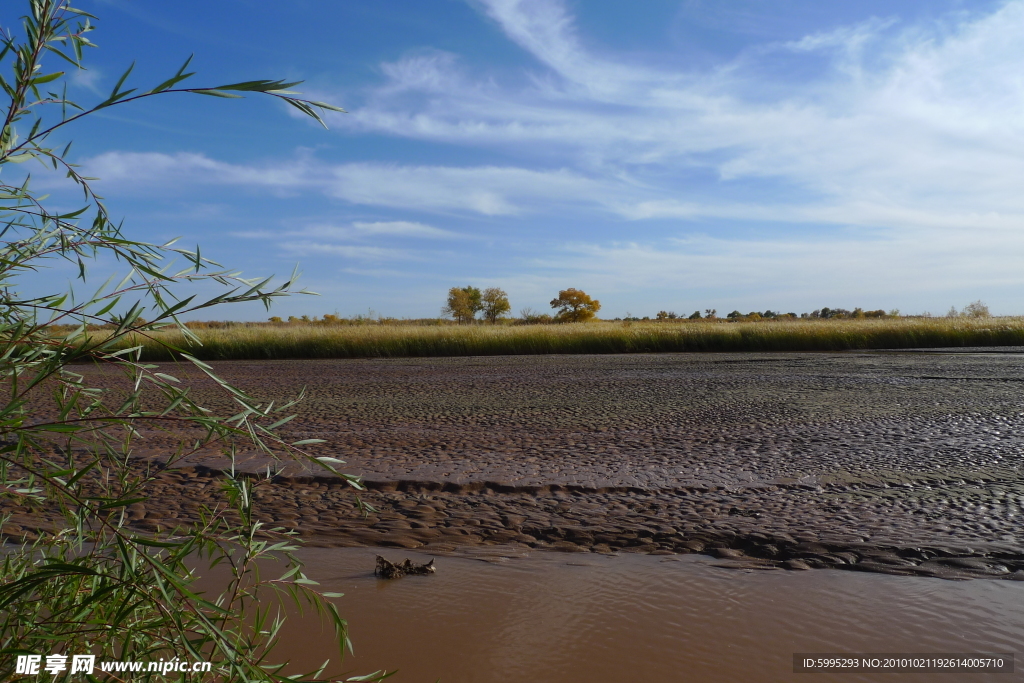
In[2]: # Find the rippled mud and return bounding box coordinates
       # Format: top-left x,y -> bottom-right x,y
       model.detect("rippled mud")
14,350 -> 1024,579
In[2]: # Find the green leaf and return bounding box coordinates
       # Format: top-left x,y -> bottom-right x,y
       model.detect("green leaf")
30,423 -> 83,433
265,414 -> 297,430
132,537 -> 186,548
346,672 -> 397,682
111,61 -> 135,95
304,99 -> 347,113
149,54 -> 195,93
210,78 -> 302,92
28,71 -> 64,85
189,89 -> 244,99
97,496 -> 148,510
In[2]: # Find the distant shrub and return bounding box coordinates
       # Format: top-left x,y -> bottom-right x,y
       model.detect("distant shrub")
812,307 -> 853,319
518,307 -> 553,325
963,300 -> 991,318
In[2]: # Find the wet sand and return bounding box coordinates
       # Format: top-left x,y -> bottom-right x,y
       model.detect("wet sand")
10,350 -> 1024,578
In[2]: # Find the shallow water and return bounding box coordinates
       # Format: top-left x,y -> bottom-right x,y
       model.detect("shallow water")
262,547 -> 1023,682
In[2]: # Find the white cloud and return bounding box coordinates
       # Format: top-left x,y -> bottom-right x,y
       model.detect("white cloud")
228,219 -> 462,263
471,0 -> 643,98
68,66 -> 104,95
281,242 -> 409,260
350,221 -> 459,238
378,51 -> 465,94
79,151 -> 617,216
324,163 -> 608,215
233,220 -> 460,241
781,16 -> 898,55
74,0 -> 1024,250
330,0 -> 1024,232
82,151 -> 313,190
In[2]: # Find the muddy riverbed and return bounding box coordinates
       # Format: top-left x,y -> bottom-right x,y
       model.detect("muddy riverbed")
9,350 -> 1024,578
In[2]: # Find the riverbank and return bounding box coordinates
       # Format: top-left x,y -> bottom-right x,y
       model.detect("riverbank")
104,317 -> 1024,360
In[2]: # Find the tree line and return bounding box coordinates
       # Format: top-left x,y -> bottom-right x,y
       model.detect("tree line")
444,287 -> 601,324
631,307 -> 895,322
252,300 -> 990,326
630,303 -> 989,322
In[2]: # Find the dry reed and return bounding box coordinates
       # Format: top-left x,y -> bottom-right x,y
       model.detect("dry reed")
106,317 -> 1024,361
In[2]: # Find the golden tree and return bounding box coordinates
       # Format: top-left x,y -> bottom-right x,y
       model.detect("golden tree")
481,287 -> 511,323
550,288 -> 601,323
443,286 -> 481,323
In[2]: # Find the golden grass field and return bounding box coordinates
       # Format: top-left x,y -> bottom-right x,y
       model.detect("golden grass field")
109,317 -> 1024,360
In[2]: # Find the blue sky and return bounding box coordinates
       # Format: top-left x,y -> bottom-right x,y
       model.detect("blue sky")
7,0 -> 1024,319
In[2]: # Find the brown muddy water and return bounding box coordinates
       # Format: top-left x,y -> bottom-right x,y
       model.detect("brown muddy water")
259,546 -> 1023,683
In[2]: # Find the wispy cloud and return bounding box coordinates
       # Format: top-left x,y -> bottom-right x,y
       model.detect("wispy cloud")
63,1 -> 1024,315
781,16 -> 898,56
228,219 -> 461,262
327,0 -> 1024,232
80,151 -> 614,216
82,151 -> 312,190
233,220 -> 460,241
324,163 -> 607,215
85,0 -> 1024,232
68,66 -> 105,95
280,242 -> 410,260
351,221 -> 458,238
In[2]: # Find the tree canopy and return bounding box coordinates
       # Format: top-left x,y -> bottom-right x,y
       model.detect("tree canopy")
481,287 -> 511,323
550,288 -> 601,323
443,286 -> 482,323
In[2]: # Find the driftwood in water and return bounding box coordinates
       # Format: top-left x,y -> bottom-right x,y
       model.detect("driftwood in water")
375,555 -> 436,579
